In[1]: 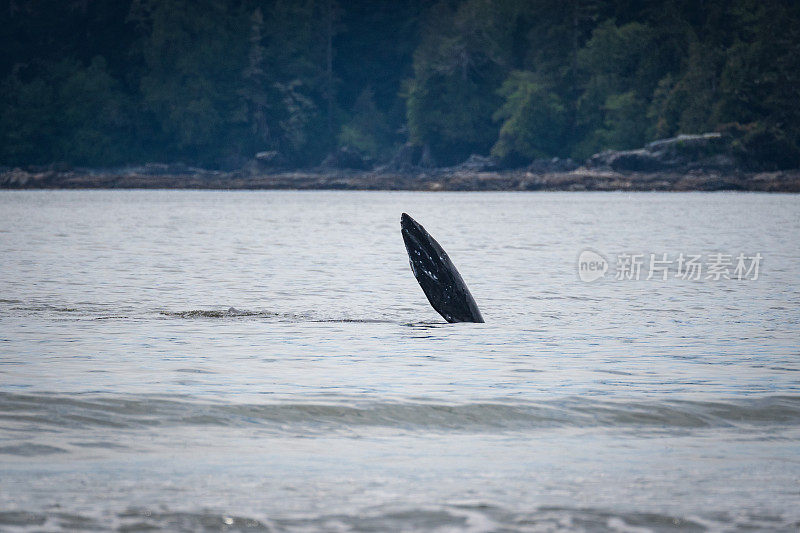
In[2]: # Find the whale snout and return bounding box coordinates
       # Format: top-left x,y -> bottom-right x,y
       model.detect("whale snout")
401,213 -> 424,237
400,212 -> 414,230
401,213 -> 427,249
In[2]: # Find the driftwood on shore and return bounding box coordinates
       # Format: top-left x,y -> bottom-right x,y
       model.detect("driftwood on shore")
2,167 -> 799,192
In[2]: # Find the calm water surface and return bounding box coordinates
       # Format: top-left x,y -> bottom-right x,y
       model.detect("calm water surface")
0,190 -> 798,531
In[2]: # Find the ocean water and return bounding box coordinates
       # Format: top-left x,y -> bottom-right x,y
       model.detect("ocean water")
0,190 -> 798,532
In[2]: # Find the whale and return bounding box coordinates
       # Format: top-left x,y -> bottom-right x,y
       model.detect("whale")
401,213 -> 484,323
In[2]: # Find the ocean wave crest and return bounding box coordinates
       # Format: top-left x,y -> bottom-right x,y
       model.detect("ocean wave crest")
1,393 -> 798,434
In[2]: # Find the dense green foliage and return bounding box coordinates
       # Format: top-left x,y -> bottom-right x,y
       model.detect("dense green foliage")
1,0 -> 798,169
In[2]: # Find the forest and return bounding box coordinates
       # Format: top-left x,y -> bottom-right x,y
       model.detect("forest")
1,0 -> 799,170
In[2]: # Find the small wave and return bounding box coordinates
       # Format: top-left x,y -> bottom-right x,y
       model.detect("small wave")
160,308 -> 399,323
69,440 -> 128,449
0,504 -> 794,532
6,304 -> 90,314
1,392 -> 799,434
160,308 -> 402,324
0,443 -> 68,456
2,300 -> 407,324
158,307 -> 281,319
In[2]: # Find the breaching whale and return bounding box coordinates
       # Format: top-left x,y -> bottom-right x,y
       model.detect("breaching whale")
401,213 -> 484,323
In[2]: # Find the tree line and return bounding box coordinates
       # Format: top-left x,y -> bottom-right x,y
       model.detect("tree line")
1,0 -> 798,170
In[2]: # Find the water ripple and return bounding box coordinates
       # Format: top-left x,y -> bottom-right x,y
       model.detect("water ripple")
1,392 -> 798,435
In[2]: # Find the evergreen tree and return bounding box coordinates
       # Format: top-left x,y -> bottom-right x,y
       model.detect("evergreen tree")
491,71 -> 569,162
132,0 -> 249,167
1,0 -> 799,169
405,0 -> 522,164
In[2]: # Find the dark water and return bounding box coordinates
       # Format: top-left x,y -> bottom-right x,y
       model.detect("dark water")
0,190 -> 798,531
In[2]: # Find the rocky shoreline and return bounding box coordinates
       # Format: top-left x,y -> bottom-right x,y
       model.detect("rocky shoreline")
1,166 -> 799,192
4,133 -> 799,192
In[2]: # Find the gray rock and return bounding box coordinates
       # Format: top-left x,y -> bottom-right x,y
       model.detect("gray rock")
586,150 -> 660,170
587,133 -> 731,172
138,162 -> 202,175
453,154 -> 500,172
255,150 -> 284,163
646,132 -> 722,153
254,150 -> 288,171
1,168 -> 31,186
